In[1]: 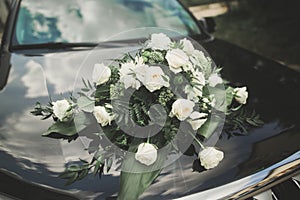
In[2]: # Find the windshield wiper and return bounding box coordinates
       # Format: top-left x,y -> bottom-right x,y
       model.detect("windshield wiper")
11,42 -> 98,50
11,38 -> 149,51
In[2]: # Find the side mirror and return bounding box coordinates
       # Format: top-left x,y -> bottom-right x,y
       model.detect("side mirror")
198,17 -> 216,33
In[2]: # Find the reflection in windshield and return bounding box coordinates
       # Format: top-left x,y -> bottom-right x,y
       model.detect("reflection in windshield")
13,0 -> 200,45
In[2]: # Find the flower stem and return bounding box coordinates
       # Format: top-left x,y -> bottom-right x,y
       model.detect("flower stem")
188,131 -> 205,149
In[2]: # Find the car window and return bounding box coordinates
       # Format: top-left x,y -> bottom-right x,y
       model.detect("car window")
12,0 -> 201,45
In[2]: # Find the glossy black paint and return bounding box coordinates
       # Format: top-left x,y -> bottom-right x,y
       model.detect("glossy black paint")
0,0 -> 299,200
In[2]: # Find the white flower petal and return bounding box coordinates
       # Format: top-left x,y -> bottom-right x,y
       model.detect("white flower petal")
52,99 -> 72,121
234,87 -> 248,104
171,99 -> 195,121
93,106 -> 114,126
198,147 -> 224,169
166,49 -> 189,73
180,38 -> 195,55
142,66 -> 169,92
188,118 -> 207,130
147,33 -> 171,50
189,111 -> 207,120
208,73 -> 223,87
135,143 -> 157,166
92,63 -> 111,85
188,111 -> 207,130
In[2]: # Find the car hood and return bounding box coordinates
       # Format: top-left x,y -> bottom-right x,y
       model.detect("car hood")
0,39 -> 299,200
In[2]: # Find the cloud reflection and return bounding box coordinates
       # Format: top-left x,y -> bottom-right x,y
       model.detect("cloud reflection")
21,0 -> 151,43
18,0 -> 199,44
0,108 -> 90,172
21,60 -> 49,98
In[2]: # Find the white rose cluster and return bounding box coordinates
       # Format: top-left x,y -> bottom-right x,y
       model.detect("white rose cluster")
33,32 -> 257,184
119,57 -> 146,90
118,57 -> 169,92
89,34 -> 248,168
143,34 -> 219,131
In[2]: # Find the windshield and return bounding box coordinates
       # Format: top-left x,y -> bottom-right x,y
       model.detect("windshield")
12,0 -> 201,46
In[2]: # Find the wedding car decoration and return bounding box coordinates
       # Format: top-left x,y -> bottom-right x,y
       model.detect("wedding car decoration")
31,33 -> 263,200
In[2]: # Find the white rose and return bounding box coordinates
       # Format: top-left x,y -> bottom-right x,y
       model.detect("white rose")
147,33 -> 171,50
52,99 -> 72,121
208,73 -> 223,87
165,49 -> 189,74
92,63 -> 111,85
120,62 -> 135,77
187,111 -> 207,130
121,75 -> 141,90
170,99 -> 195,121
198,147 -> 224,170
234,87 -> 248,104
143,66 -> 169,92
180,38 -> 195,55
134,64 -> 148,83
119,61 -> 148,89
135,143 -> 158,166
93,106 -> 114,126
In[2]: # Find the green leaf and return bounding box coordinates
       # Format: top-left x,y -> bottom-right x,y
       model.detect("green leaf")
65,172 -> 79,185
106,157 -> 113,173
77,96 -> 95,112
93,160 -> 101,176
88,80 -> 94,90
78,168 -> 89,180
59,171 -> 76,179
82,78 -> 88,88
67,164 -> 81,172
43,121 -> 78,137
118,170 -> 162,200
118,145 -> 170,200
225,86 -> 234,107
79,159 -> 89,164
74,112 -> 91,133
197,115 -> 220,139
42,113 -> 90,137
81,88 -> 90,92
206,86 -> 226,112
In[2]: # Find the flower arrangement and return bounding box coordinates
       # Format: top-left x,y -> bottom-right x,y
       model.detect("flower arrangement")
31,33 -> 263,199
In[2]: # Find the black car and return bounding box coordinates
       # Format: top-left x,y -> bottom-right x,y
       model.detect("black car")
0,0 -> 299,199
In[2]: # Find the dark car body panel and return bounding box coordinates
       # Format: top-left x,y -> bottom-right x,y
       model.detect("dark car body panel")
0,0 -> 299,199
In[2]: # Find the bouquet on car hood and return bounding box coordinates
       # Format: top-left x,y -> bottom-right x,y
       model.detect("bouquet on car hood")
32,33 -> 263,200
